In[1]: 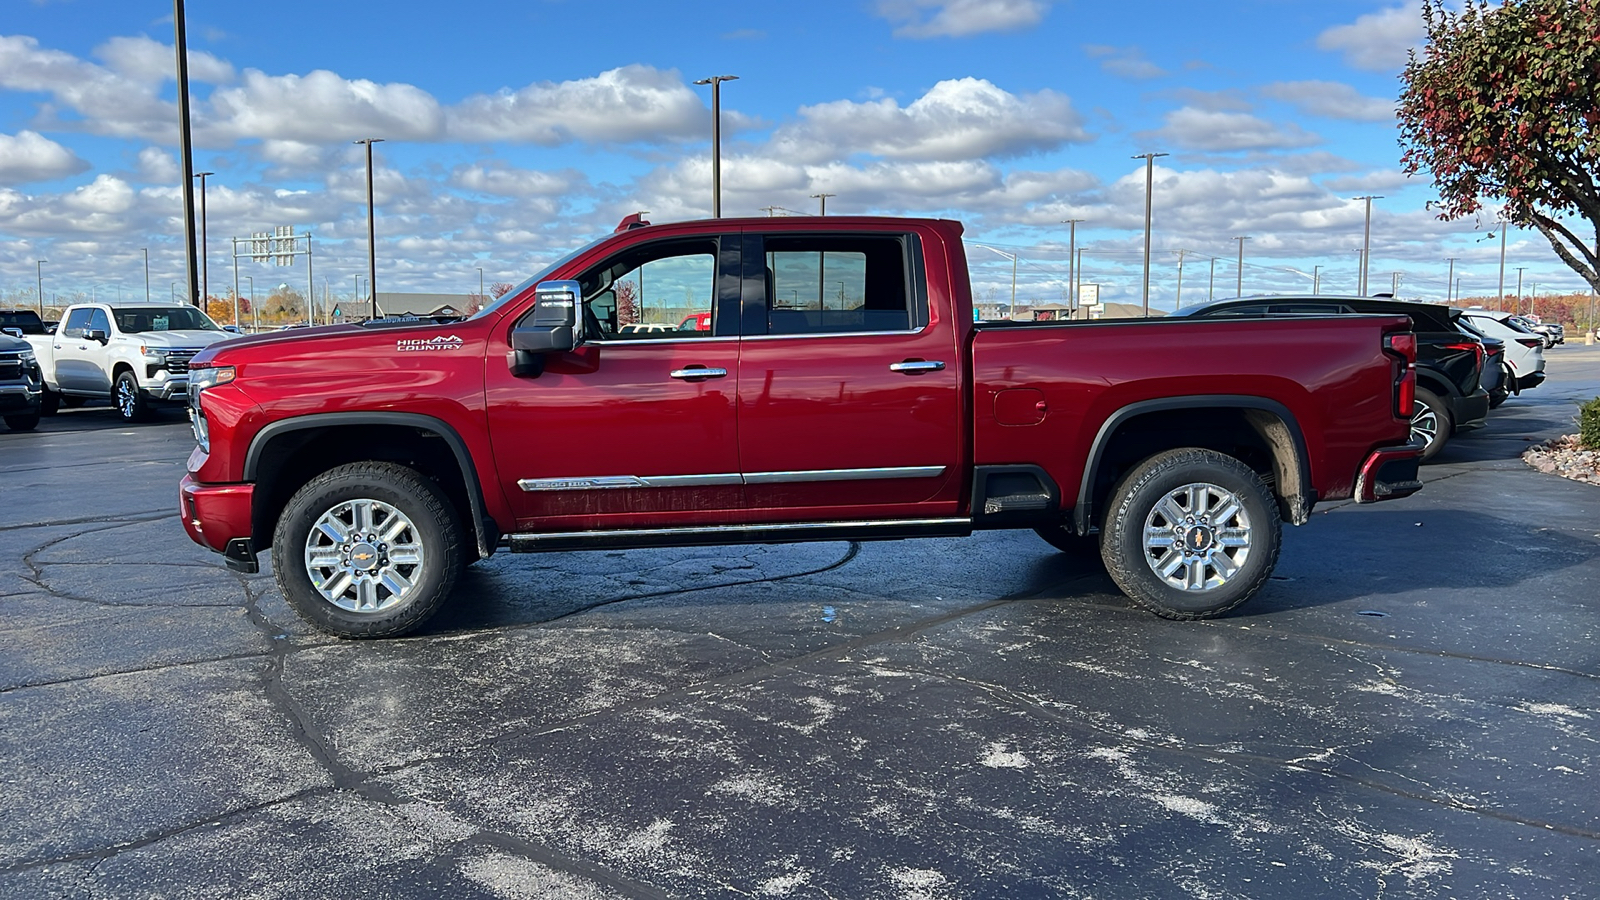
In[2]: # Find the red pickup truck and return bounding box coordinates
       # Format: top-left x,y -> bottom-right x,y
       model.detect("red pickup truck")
180,216 -> 1423,638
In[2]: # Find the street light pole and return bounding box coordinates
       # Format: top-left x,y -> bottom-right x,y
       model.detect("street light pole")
1208,256 -> 1216,302
194,171 -> 214,307
1061,219 -> 1083,314
1515,267 -> 1525,314
36,260 -> 45,317
1446,257 -> 1458,304
173,0 -> 200,308
693,75 -> 739,218
1355,195 -> 1382,295
477,267 -> 484,301
354,138 -> 384,319
1496,223 -> 1508,311
810,193 -> 835,215
1132,152 -> 1168,316
1313,264 -> 1322,296
142,248 -> 150,302
1235,236 -> 1249,296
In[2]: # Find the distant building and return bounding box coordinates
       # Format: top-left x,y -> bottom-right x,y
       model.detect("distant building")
366,292 -> 479,319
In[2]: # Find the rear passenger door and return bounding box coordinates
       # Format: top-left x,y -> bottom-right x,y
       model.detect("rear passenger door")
735,231 -> 962,519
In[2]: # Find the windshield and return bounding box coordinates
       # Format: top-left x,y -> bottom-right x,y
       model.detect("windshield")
112,306 -> 220,333
467,235 -> 612,321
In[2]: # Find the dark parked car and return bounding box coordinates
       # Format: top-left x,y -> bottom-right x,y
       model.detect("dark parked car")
1172,296 -> 1489,461
0,309 -> 49,336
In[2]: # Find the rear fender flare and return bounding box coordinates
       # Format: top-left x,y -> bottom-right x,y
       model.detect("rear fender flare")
1075,395 -> 1314,533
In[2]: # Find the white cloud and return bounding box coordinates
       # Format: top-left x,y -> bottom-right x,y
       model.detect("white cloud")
1263,81 -> 1395,122
1084,45 -> 1166,80
62,174 -> 135,215
1316,6 -> 1427,72
135,146 -> 178,183
876,0 -> 1049,38
771,78 -> 1088,163
205,69 -> 445,143
1323,170 -> 1412,192
450,163 -> 576,198
447,65 -> 704,145
0,34 -> 172,141
0,131 -> 89,184
1151,107 -> 1321,153
94,35 -> 234,84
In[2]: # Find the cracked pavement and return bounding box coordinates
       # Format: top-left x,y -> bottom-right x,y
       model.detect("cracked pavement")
2,349 -> 1598,898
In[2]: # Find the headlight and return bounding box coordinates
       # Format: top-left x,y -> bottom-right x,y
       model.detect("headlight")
17,348 -> 34,363
141,346 -> 169,363
189,365 -> 236,392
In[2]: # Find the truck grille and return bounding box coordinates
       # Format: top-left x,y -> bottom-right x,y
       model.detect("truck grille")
0,354 -> 22,381
166,350 -> 198,373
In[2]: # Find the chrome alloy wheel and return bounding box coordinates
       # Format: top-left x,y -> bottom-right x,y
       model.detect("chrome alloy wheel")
116,379 -> 139,418
1142,482 -> 1253,591
303,498 -> 426,613
1410,399 -> 1439,449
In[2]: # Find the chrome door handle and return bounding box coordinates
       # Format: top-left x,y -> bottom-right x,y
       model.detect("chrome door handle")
889,360 -> 946,374
670,366 -> 728,380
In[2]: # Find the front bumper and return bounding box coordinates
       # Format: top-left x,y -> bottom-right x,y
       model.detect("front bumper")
146,373 -> 191,402
1354,441 -> 1425,504
180,474 -> 259,573
0,383 -> 41,413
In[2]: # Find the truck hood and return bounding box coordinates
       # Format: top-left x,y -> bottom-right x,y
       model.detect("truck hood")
131,330 -> 234,350
190,323 -> 367,365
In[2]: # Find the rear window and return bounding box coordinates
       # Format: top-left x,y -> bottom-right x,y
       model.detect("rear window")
0,311 -> 46,335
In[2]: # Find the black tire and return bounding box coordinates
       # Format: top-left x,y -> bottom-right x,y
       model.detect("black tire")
273,461 -> 462,638
39,387 -> 60,417
1100,448 -> 1281,620
1410,388 -> 1451,463
4,413 -> 40,431
1033,525 -> 1099,557
112,370 -> 150,422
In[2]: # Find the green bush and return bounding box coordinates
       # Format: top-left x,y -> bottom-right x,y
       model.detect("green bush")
1581,397 -> 1600,450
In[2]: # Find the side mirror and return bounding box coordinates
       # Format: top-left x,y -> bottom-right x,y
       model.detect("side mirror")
0,327 -> 20,338
88,329 -> 109,344
508,280 -> 584,377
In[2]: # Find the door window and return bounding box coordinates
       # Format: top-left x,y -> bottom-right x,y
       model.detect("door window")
86,309 -> 111,335
569,239 -> 720,340
762,236 -> 914,335
63,308 -> 93,337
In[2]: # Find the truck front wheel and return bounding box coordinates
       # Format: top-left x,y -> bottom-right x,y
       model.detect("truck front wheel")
113,370 -> 149,422
1100,448 -> 1280,620
273,461 -> 462,639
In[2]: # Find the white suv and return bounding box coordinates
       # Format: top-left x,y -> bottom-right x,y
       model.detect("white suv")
1460,310 -> 1546,392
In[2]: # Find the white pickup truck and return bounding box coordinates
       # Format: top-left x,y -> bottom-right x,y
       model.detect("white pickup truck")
29,303 -> 233,422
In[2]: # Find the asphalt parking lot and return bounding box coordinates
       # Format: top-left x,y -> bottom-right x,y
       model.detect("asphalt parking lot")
2,348 -> 1598,899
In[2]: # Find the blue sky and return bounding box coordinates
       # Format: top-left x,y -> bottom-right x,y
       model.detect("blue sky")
0,0 -> 1584,310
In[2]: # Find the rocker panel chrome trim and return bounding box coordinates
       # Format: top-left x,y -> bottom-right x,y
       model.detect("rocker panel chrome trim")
518,466 -> 946,492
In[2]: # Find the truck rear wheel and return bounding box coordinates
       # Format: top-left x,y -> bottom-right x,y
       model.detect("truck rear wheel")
1100,448 -> 1279,620
273,461 -> 462,639
4,413 -> 40,431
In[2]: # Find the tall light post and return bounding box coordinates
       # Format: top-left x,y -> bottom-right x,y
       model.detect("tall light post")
1495,222 -> 1508,311
1355,195 -> 1382,295
173,0 -> 200,308
476,266 -> 484,300
353,139 -> 384,319
1392,272 -> 1402,296
693,75 -> 739,218
1062,219 -> 1083,314
194,171 -> 214,305
1235,236 -> 1249,296
1446,257 -> 1458,304
1208,256 -> 1217,302
35,260 -> 45,317
1515,267 -> 1526,314
1312,264 -> 1322,296
245,275 -> 255,332
810,192 -> 835,215
1132,152 -> 1168,316
142,248 -> 150,302
1174,249 -> 1191,309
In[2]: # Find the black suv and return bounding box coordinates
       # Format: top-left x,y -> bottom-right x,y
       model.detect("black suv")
0,329 -> 42,431
1172,296 -> 1490,461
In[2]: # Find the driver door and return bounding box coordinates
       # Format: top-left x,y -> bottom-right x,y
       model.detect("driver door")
485,235 -> 745,531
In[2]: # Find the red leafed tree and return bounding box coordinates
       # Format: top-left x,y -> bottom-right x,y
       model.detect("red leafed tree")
613,279 -> 638,325
1399,0 -> 1600,292
490,281 -> 515,299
